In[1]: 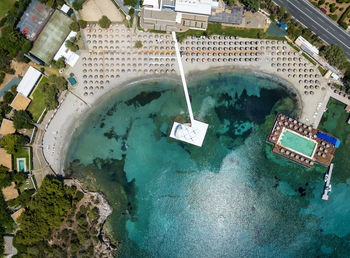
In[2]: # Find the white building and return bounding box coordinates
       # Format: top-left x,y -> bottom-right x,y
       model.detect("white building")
294,36 -> 319,55
54,31 -> 80,67
16,66 -> 42,97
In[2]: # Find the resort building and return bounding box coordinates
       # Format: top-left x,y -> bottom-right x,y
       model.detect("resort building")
17,0 -> 53,41
53,31 -> 80,67
16,66 -> 42,98
141,0 -> 240,31
1,182 -> 19,202
0,119 -> 16,135
268,114 -> 339,168
0,148 -> 13,171
10,93 -> 32,111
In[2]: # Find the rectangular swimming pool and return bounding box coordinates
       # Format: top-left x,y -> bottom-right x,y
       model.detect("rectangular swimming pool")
280,130 -> 316,157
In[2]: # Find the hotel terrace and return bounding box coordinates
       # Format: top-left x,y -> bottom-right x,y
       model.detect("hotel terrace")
267,114 -> 339,168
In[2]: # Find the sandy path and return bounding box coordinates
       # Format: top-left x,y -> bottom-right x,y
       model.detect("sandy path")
80,0 -> 124,22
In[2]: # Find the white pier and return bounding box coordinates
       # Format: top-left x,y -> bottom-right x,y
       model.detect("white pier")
169,31 -> 208,147
322,163 -> 333,200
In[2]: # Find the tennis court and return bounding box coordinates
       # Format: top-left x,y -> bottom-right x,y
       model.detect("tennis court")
30,10 -> 72,64
280,130 -> 316,157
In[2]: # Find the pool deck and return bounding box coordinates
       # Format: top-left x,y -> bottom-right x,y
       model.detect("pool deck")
268,114 -> 337,167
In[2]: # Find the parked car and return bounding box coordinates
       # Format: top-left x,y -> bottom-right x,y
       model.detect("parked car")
320,8 -> 327,14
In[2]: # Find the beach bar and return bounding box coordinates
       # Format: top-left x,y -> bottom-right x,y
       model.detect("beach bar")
267,114 -> 339,168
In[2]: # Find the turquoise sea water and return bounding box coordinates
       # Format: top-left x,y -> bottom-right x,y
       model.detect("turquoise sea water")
64,71 -> 350,257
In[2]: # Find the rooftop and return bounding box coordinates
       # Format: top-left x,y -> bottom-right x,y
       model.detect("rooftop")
11,208 -> 25,223
30,10 -> 72,64
1,182 -> 19,202
0,119 -> 16,135
0,148 -> 12,171
209,6 -> 243,24
10,93 -> 32,111
16,0 -> 53,41
53,31 -> 80,67
3,235 -> 17,256
16,66 -> 42,98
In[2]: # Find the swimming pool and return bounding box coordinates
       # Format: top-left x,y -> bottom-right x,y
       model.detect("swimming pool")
280,129 -> 316,157
0,77 -> 20,98
16,158 -> 27,172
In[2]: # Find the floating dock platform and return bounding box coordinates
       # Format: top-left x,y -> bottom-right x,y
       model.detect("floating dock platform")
322,163 -> 333,200
267,114 -> 339,168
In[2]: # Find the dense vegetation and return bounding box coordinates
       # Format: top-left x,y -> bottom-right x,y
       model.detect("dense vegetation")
0,164 -> 29,256
13,177 -> 105,257
0,0 -> 32,83
320,45 -> 348,69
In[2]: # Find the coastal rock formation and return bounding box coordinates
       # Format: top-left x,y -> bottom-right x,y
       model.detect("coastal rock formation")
64,178 -> 117,257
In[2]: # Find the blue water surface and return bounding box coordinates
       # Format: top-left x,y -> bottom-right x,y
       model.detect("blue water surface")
65,71 -> 350,257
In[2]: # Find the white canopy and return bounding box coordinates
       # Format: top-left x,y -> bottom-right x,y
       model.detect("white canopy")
17,66 -> 42,97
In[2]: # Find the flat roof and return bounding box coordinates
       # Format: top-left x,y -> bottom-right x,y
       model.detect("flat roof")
1,182 -> 19,201
11,208 -> 25,223
53,31 -> 80,67
16,0 -> 53,41
0,119 -> 16,135
16,66 -> 42,97
175,0 -> 212,15
10,93 -> 32,111
0,148 -> 12,171
30,10 -> 72,64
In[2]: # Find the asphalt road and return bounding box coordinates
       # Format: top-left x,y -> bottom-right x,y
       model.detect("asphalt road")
274,0 -> 350,59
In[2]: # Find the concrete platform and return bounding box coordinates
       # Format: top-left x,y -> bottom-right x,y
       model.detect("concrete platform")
170,120 -> 208,147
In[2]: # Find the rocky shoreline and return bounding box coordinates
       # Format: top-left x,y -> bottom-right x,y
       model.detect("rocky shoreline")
64,178 -> 117,257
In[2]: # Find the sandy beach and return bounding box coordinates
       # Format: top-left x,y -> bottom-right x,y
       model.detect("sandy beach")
42,23 -> 332,174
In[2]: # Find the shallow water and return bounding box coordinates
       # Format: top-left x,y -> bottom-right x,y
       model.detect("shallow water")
64,71 -> 350,257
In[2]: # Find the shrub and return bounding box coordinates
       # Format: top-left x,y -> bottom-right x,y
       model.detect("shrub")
98,16 -> 111,29
135,41 -> 143,48
69,22 -> 80,32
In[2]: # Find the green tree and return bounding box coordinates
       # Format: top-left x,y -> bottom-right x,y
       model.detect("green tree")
13,110 -> 34,130
128,8 -> 135,15
241,0 -> 260,11
78,19 -> 87,29
2,91 -> 14,105
320,45 -> 347,68
48,75 -> 67,91
51,57 -> 66,69
69,22 -> 80,32
0,134 -> 29,154
98,16 -> 111,29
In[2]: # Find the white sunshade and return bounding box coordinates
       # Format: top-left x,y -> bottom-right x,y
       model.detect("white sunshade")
54,31 -> 80,67
17,66 -> 42,97
60,4 -> 70,14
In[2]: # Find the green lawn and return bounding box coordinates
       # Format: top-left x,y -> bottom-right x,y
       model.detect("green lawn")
13,147 -> 30,172
28,77 -> 48,122
0,0 -> 15,19
177,23 -> 264,42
